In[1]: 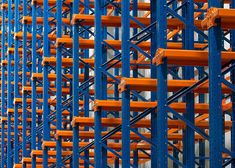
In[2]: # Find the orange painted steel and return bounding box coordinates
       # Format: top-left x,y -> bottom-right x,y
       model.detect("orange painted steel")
202,8 -> 235,29
153,49 -> 235,66
118,77 -> 231,93
55,38 -> 208,50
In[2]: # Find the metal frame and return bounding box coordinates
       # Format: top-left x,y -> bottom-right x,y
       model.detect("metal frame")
0,0 -> 235,168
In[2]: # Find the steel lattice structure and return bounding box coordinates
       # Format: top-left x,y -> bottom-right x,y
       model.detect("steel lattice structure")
0,0 -> 234,168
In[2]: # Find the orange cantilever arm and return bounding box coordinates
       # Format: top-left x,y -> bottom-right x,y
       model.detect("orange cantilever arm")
31,150 -> 72,157
22,86 -> 70,94
202,8 -> 235,29
71,117 -> 152,128
22,16 -> 70,25
14,32 -> 41,40
119,77 -> 198,92
71,116 -> 229,129
153,48 -> 235,66
42,57 -> 150,69
118,77 -> 231,93
56,38 -> 207,50
8,47 -> 24,54
13,164 -> 23,168
71,14 -> 186,29
93,100 -> 212,114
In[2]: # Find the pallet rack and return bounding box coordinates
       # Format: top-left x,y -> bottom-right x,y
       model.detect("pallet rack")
0,0 -> 235,168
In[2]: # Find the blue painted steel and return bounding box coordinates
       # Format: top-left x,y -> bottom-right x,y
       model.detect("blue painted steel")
101,3 -> 108,167
56,0 -> 63,166
14,0 -> 20,164
113,7 -> 120,168
182,0 -> 195,167
7,0 -> 13,166
1,2 -> 6,166
83,1 -> 90,167
156,0 -> 168,167
208,0 -> 223,167
72,0 -> 80,167
94,0 -> 105,167
22,0 -> 28,162
121,0 -> 131,167
43,0 -> 50,167
31,1 -> 37,167
1,4 -> 6,167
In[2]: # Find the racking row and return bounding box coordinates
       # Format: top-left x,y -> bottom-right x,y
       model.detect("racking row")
0,0 -> 235,167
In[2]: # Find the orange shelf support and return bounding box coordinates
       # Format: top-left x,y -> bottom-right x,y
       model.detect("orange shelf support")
153,48 -> 235,66
202,8 -> 235,29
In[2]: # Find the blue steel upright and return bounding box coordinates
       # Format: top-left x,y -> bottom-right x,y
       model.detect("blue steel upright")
156,0 -> 168,167
14,0 -> 20,165
31,0 -> 38,167
208,0 -> 223,167
56,0 -> 63,166
182,0 -> 195,167
7,0 -> 13,166
1,1 -> 6,167
43,0 -> 51,167
94,0 -> 107,167
121,1 -> 131,167
72,0 -> 80,167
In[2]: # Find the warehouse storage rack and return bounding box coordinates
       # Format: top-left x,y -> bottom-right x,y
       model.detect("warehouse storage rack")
0,0 -> 235,168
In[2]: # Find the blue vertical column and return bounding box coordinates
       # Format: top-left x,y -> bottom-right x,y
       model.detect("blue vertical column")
56,0 -> 62,166
14,0 -> 20,164
150,0 -> 157,167
156,0 -> 168,167
22,0 -> 28,162
72,0 -> 80,167
182,0 -> 195,166
121,1 -> 131,167
7,0 -> 13,166
1,2 -> 6,168
83,1 -> 90,167
94,0 -> 103,167
208,0 -> 223,167
102,4 -> 108,167
132,1 -> 139,166
37,33 -> 43,150
231,0 -> 235,167
31,1 -> 37,167
43,0 -> 50,167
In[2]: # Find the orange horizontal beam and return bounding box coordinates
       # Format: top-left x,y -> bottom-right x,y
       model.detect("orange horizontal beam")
32,0 -> 151,11
55,130 -> 205,140
118,77 -> 231,93
71,117 -> 232,129
202,8 -> 235,29
31,73 -> 120,83
56,38 -> 207,50
22,86 -> 70,94
31,149 -> 150,159
42,57 -> 151,69
14,98 -> 84,106
153,49 -> 235,66
93,100 -> 212,114
22,16 -> 70,25
72,14 -> 196,29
